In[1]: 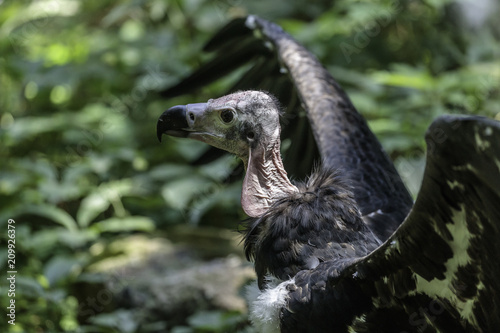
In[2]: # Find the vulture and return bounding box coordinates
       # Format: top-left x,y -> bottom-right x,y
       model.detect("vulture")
156,16 -> 500,333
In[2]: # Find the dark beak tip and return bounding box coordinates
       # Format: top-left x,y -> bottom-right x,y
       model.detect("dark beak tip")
157,104 -> 201,142
156,117 -> 164,143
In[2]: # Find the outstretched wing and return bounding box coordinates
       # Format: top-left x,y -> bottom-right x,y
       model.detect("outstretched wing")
282,115 -> 500,332
161,16 -> 413,240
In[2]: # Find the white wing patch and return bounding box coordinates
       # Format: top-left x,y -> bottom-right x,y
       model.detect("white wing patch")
475,131 -> 491,151
447,180 -> 465,190
347,314 -> 367,333
412,205 -> 481,325
246,277 -> 294,333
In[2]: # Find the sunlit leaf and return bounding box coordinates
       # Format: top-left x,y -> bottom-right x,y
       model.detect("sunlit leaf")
371,70 -> 434,90
0,0 -> 80,36
367,118 -> 401,133
77,191 -> 111,228
120,20 -> 145,42
91,216 -> 155,233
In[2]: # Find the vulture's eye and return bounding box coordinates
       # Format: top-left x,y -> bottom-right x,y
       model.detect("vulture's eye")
220,109 -> 234,124
247,131 -> 255,141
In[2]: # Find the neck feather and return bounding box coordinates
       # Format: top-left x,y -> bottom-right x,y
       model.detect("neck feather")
241,139 -> 298,217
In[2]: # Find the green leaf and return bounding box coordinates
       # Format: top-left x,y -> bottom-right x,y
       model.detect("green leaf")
149,163 -> 196,181
6,115 -> 68,143
161,176 -> 213,210
77,191 -> 111,228
77,179 -> 137,227
24,204 -> 78,231
44,256 -> 81,287
88,309 -> 139,333
59,229 -> 99,248
171,326 -> 194,333
91,216 -> 155,233
187,311 -> 226,330
371,69 -> 434,90
16,276 -> 46,298
187,310 -> 246,331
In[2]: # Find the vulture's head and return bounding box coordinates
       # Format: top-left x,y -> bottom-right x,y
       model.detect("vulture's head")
157,90 -> 298,217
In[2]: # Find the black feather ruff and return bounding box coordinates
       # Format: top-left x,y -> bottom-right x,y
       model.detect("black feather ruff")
241,166 -> 381,289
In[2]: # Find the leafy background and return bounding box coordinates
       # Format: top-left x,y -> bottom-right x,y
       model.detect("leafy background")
0,0 -> 499,332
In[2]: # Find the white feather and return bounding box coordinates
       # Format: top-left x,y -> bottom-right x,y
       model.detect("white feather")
246,277 -> 294,333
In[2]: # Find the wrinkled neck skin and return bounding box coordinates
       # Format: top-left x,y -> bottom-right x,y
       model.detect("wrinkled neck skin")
241,137 -> 298,217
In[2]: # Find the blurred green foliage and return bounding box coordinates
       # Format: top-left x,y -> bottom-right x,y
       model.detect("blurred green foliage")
0,0 -> 499,332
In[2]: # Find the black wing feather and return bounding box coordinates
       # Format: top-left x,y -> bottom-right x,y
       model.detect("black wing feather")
202,17 -> 251,52
282,115 -> 500,332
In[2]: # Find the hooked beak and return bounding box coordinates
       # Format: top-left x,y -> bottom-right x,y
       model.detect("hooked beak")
156,103 -> 208,142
